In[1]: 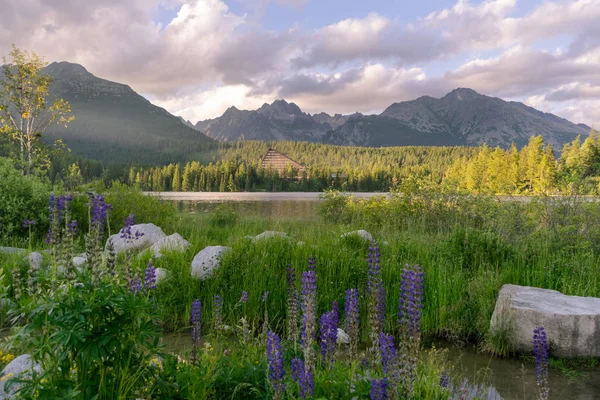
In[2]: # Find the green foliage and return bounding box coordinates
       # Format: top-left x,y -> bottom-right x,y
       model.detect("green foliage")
10,276 -> 163,399
0,157 -> 49,240
208,204 -> 239,227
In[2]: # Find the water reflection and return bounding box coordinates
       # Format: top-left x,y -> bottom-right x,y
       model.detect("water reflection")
175,200 -> 319,219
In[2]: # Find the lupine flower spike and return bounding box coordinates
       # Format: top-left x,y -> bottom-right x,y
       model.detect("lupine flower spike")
345,288 -> 360,358
266,331 -> 285,400
191,299 -> 202,366
262,291 -> 270,337
291,358 -> 314,399
319,301 -> 338,367
533,326 -> 549,400
367,240 -> 385,364
144,259 -> 157,291
370,378 -> 388,400
398,264 -> 424,398
301,256 -> 317,372
287,265 -> 300,342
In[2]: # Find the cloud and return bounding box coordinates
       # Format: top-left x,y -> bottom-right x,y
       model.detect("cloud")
0,0 -> 599,126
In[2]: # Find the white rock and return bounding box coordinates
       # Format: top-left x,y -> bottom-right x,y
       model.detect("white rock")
191,246 -> 232,280
490,284 -> 600,358
27,252 -> 43,270
0,247 -> 26,255
337,328 -> 350,344
296,241 -> 305,246
72,256 -> 87,267
251,231 -> 288,242
149,233 -> 190,256
105,224 -> 167,254
0,354 -> 42,399
341,230 -> 373,242
155,268 -> 169,284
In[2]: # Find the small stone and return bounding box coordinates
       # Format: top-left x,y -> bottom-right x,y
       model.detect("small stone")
341,230 -> 373,242
337,328 -> 350,344
26,252 -> 43,270
251,231 -> 288,242
149,233 -> 190,257
72,256 -> 87,267
155,268 -> 169,284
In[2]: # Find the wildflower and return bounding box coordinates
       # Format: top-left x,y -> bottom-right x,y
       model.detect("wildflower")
213,294 -> 223,331
240,290 -> 249,304
89,193 -> 112,232
344,288 -> 360,357
191,299 -> 202,366
129,275 -> 142,293
144,260 -> 157,290
301,256 -> 317,372
370,378 -> 388,400
380,332 -> 400,399
22,220 -> 36,228
533,326 -> 549,400
11,269 -> 22,301
397,264 -> 424,398
367,241 -> 385,363
291,358 -> 314,399
262,291 -> 269,302
266,331 -> 285,399
439,371 -> 449,388
319,301 -> 338,367
105,238 -> 117,278
287,265 -> 300,342
262,291 -> 270,337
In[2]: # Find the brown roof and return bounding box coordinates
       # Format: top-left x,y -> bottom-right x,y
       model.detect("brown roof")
261,148 -> 305,176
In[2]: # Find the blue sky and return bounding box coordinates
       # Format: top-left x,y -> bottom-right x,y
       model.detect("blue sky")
1,0 -> 598,125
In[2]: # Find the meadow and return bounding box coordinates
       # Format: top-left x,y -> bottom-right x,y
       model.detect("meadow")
1,184 -> 600,399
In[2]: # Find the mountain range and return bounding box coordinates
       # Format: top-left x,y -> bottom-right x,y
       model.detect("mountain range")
2,62 -> 591,165
197,88 -> 590,149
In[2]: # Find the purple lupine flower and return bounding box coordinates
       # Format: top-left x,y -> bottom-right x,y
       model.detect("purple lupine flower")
266,331 -> 285,399
291,358 -> 314,399
67,220 -> 78,234
301,256 -> 318,372
129,275 -> 143,293
533,326 -> 549,400
397,264 -> 424,398
398,264 -> 424,336
89,194 -> 112,232
120,214 -> 136,241
213,294 -> 223,331
191,299 -> 202,342
144,260 -> 157,290
320,301 -> 339,365
191,299 -> 202,366
370,378 -> 388,400
379,333 -> 397,375
367,241 -> 385,362
22,220 -> 37,228
439,371 -> 449,388
344,288 -> 360,356
262,291 -> 270,302
240,290 -> 249,303
287,265 -> 300,342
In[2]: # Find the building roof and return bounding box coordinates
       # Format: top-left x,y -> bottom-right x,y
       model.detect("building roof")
261,148 -> 305,175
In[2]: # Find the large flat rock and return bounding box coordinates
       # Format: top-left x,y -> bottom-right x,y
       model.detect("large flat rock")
490,284 -> 600,358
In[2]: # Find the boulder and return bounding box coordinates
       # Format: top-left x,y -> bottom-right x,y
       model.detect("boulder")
27,252 -> 43,271
191,246 -> 232,280
341,230 -> 373,242
490,284 -> 600,358
155,268 -> 169,284
337,328 -> 350,344
72,256 -> 87,268
251,231 -> 288,242
0,354 -> 41,399
105,224 -> 166,254
0,247 -> 26,256
149,233 -> 190,256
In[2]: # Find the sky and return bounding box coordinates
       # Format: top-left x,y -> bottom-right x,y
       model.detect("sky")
0,0 -> 599,126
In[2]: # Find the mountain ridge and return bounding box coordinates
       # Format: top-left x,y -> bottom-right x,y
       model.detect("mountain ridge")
194,88 -> 590,149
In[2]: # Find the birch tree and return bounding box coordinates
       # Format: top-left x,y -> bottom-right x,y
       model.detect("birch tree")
0,45 -> 73,174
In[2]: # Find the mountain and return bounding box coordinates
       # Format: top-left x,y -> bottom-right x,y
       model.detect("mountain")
195,88 -> 589,149
326,88 -> 589,149
195,99 -> 349,142
41,62 -> 213,164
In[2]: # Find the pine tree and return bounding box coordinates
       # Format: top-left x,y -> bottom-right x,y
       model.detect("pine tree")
173,164 -> 182,191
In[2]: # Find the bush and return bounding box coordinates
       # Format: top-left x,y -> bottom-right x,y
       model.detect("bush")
208,204 -> 239,227
0,157 -> 49,240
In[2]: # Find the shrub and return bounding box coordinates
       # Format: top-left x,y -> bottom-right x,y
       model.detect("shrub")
0,157 -> 49,240
208,204 -> 239,227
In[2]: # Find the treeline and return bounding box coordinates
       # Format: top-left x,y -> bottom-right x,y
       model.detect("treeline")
444,130 -> 600,194
127,142 -> 476,192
